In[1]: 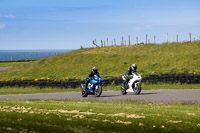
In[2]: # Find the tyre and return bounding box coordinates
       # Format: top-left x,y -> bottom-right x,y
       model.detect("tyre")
120,84 -> 127,95
95,84 -> 102,97
81,83 -> 88,97
133,82 -> 141,95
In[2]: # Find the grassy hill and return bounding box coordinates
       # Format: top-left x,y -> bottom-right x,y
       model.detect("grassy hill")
0,42 -> 200,80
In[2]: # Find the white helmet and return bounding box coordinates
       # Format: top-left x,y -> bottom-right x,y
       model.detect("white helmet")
131,64 -> 137,71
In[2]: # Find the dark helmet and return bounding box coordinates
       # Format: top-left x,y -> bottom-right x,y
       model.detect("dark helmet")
131,64 -> 137,71
92,66 -> 98,73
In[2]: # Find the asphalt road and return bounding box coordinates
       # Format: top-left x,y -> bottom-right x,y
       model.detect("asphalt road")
0,89 -> 200,103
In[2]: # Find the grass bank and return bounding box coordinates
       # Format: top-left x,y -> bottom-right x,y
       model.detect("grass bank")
0,83 -> 199,95
0,100 -> 199,133
0,42 -> 200,80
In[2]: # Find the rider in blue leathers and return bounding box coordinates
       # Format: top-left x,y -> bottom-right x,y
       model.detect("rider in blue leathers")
85,66 -> 100,90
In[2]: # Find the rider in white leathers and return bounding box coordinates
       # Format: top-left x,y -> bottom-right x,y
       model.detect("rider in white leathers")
122,64 -> 137,89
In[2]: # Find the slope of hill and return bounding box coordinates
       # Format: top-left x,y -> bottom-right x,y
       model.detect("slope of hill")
0,42 -> 200,80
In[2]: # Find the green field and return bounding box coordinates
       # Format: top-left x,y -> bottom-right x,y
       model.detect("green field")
0,42 -> 200,80
0,100 -> 199,133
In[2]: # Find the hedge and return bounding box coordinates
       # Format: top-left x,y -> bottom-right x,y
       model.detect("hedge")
0,73 -> 199,89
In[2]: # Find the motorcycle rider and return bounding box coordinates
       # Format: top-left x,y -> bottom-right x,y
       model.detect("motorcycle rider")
85,66 -> 100,90
122,64 -> 137,89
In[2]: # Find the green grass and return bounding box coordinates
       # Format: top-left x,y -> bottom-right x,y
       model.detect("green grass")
0,100 -> 199,133
0,83 -> 199,95
141,83 -> 200,90
0,42 -> 200,80
0,87 -> 80,95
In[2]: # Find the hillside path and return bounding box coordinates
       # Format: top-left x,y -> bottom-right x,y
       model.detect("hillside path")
0,67 -> 12,71
0,89 -> 200,103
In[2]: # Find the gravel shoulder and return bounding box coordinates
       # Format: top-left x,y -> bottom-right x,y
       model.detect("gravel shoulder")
0,89 -> 200,103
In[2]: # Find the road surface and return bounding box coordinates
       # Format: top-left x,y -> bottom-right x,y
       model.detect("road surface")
0,89 -> 200,103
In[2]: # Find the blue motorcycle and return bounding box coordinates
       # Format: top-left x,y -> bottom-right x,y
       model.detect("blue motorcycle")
81,74 -> 103,97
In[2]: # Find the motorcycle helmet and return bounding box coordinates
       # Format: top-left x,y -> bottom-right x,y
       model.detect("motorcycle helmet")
131,64 -> 137,71
92,66 -> 98,73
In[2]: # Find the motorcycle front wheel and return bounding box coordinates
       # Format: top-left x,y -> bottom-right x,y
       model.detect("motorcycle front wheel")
133,82 -> 141,95
95,84 -> 102,97
81,83 -> 88,97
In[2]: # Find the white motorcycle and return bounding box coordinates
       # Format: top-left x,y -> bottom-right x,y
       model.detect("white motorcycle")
121,72 -> 142,95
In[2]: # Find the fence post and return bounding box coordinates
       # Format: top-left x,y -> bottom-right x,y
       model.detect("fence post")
135,37 -> 138,45
154,35 -> 156,44
136,37 -> 138,45
125,40 -> 126,46
176,34 -> 178,43
101,40 -> 103,47
95,39 -> 97,46
146,34 -> 148,44
104,41 -> 105,47
114,38 -> 116,46
93,40 -> 95,48
166,33 -> 168,43
129,35 -> 130,46
189,32 -> 191,42
122,36 -> 124,46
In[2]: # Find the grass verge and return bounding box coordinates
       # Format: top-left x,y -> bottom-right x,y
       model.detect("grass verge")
0,100 -> 199,133
0,87 -> 80,95
0,83 -> 199,95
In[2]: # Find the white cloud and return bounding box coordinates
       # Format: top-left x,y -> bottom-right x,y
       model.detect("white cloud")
0,24 -> 6,29
0,14 -> 16,19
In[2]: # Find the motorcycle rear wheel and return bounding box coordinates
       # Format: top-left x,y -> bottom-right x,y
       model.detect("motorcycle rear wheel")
95,85 -> 102,97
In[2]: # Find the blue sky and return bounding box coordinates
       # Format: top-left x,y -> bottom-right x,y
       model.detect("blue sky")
0,0 -> 200,49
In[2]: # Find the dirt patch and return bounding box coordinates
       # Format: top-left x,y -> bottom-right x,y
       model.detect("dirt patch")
0,67 -> 12,71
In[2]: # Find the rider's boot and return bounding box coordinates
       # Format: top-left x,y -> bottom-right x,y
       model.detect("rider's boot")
84,80 -> 89,91
122,80 -> 127,90
123,78 -> 130,89
85,83 -> 88,91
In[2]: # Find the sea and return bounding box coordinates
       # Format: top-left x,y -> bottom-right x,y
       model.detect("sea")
0,49 -> 72,61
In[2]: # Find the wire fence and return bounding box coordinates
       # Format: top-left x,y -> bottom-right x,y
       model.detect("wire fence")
92,32 -> 200,48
